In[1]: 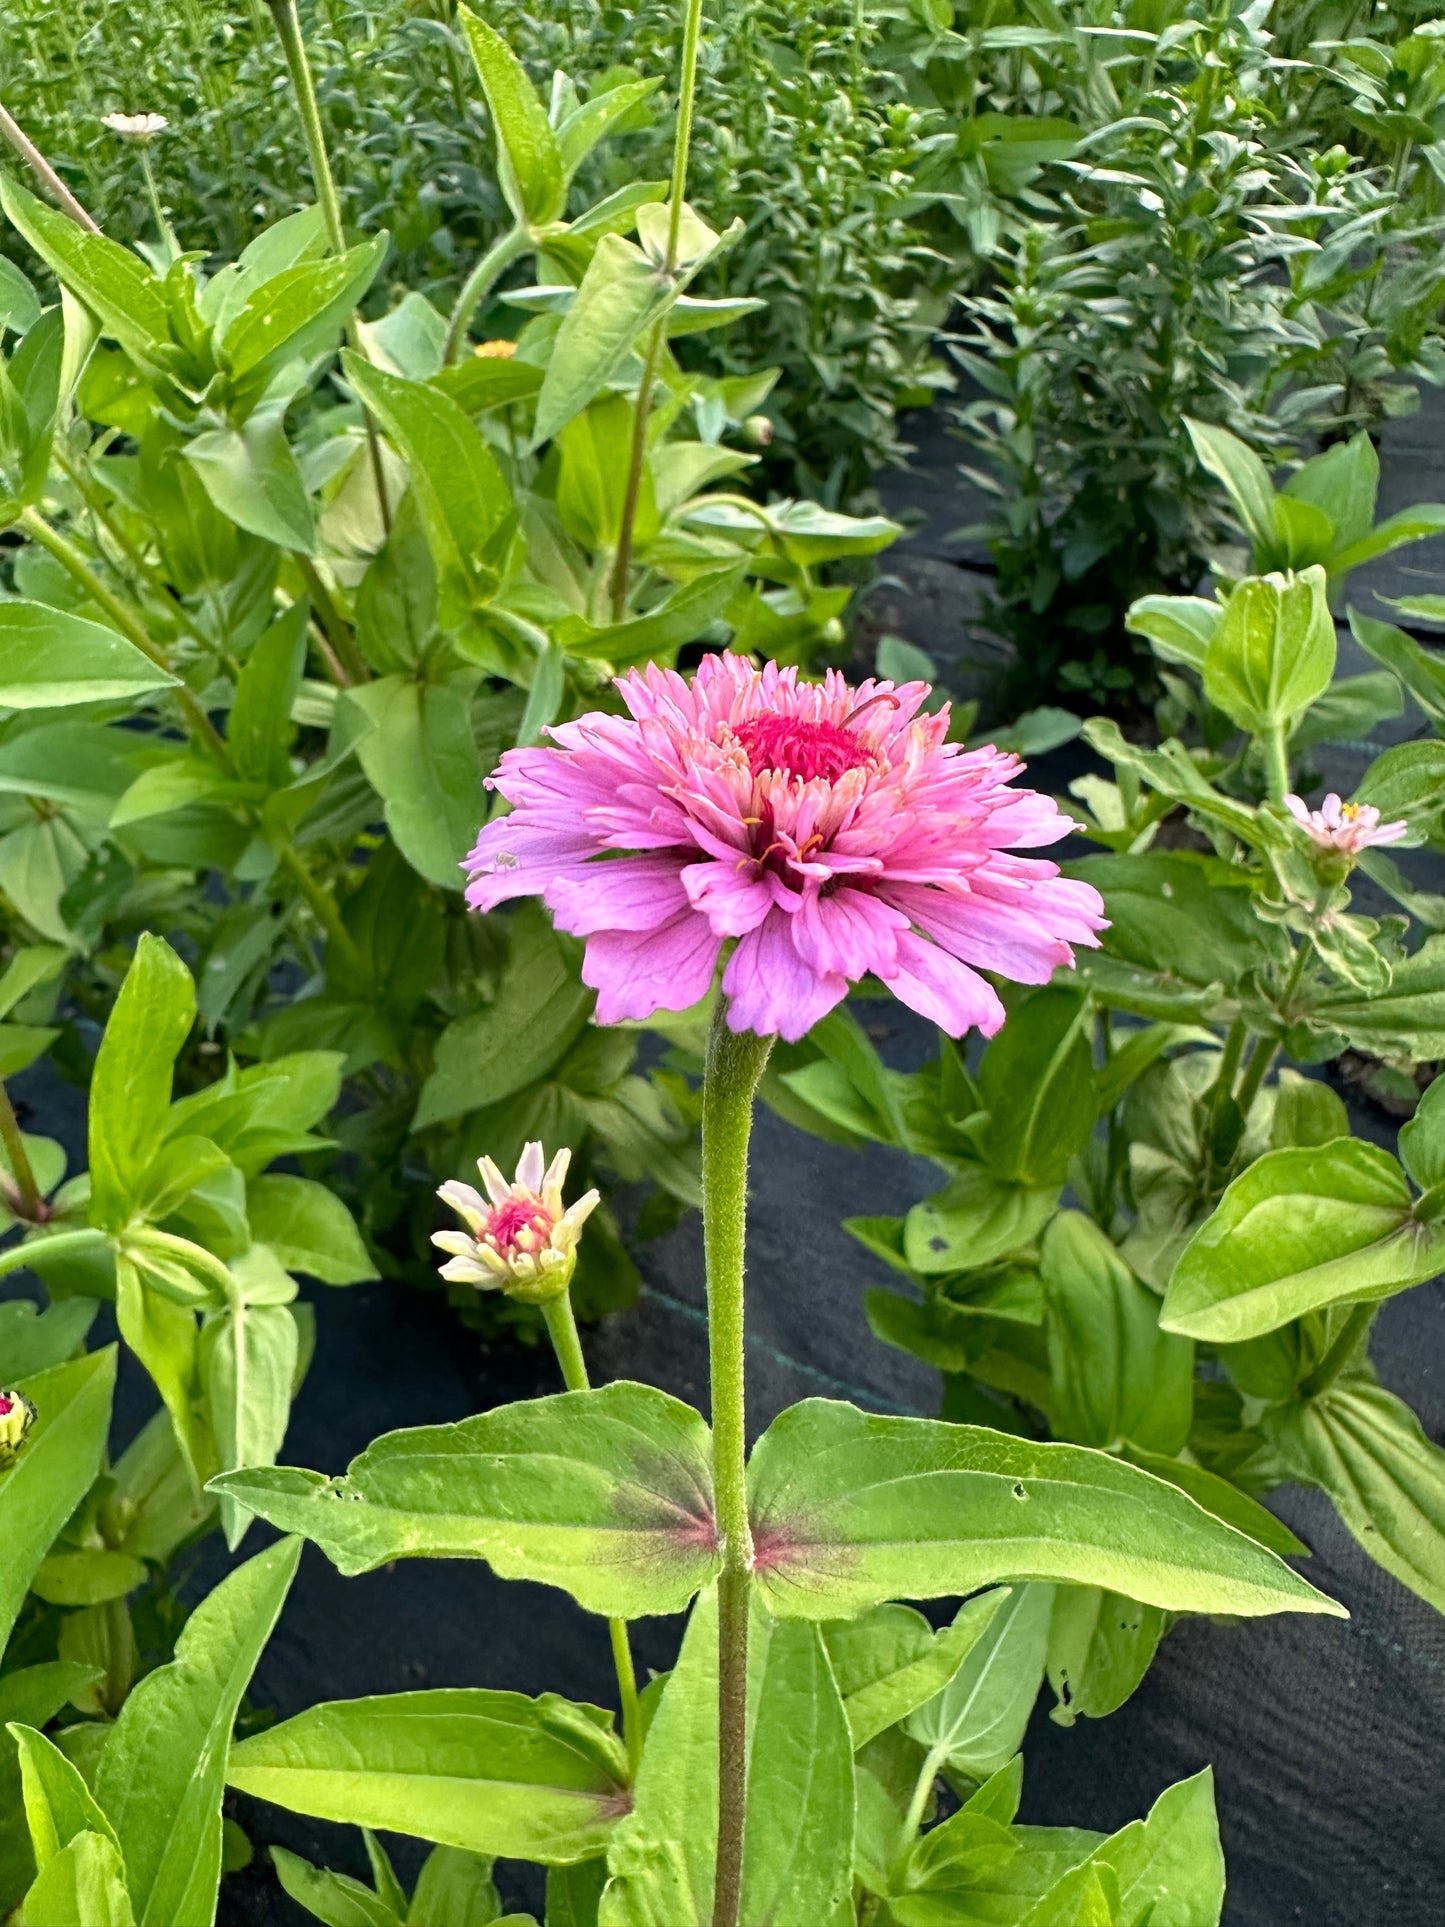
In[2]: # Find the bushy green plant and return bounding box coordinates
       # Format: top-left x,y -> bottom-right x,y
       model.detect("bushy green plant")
780,559 -> 1445,1725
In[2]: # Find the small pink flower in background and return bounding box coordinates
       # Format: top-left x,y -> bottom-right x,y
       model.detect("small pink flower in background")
434,1142 -> 599,1302
1285,792 -> 1408,857
0,1388 -> 35,1468
465,653 -> 1106,1042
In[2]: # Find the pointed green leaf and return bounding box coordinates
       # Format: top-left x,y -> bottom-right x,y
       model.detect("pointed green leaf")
95,1536 -> 300,1927
271,1847 -> 404,1927
1185,419 -> 1281,556
458,7 -> 564,224
531,233 -> 674,447
905,1585 -> 1051,1778
229,1689 -> 627,1865
1203,567 -> 1335,733
601,1588 -> 854,1927
1161,1140 -> 1443,1343
9,1723 -> 121,1867
247,1174 -> 376,1284
88,934 -> 194,1231
203,1300 -> 298,1549
822,1592 -> 1007,1750
211,1381 -> 719,1618
0,602 -> 177,708
745,1399 -> 1342,1622
0,1348 -> 116,1659
344,671 -> 484,890
22,1831 -> 135,1927
0,176 -> 170,370
1124,595 -> 1220,673
407,1845 -> 501,1926
185,404 -> 317,553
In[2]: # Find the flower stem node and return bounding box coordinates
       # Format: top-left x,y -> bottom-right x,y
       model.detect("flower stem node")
0,1388 -> 36,1469
433,1143 -> 600,1305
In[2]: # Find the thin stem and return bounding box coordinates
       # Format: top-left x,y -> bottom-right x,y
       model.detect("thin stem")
540,1292 -> 644,1781
0,101 -> 100,231
296,556 -> 367,683
701,1001 -> 772,1927
1262,721 -> 1289,805
1233,1032 -> 1277,1123
0,1226 -> 107,1280
896,1742 -> 948,1869
0,1079 -> 43,1220
267,0 -> 392,535
1277,937 -> 1312,1023
138,149 -> 180,262
1300,1301 -> 1374,1400
609,0 -> 707,619
1210,1017 -> 1246,1098
16,506 -> 230,765
443,224 -> 531,365
278,846 -> 363,975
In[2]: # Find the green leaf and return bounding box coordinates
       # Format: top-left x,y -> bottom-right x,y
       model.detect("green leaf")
10,1723 -> 121,1869
531,233 -> 675,447
1162,1139 -> 1443,1343
29,1548 -> 147,1607
1310,932 -> 1445,1059
905,1584 -> 1051,1779
1124,595 -> 1220,672
1330,503 -> 1445,577
95,1536 -> 300,1927
229,1689 -> 627,1865
202,1300 -> 298,1549
218,237 -> 387,393
458,7 -> 564,225
1018,1857 -> 1118,1926
977,987 -> 1096,1186
1041,1213 -> 1193,1455
1118,1447 -> 1306,1559
228,601 -> 308,787
88,933 -> 194,1232
1398,1070 -> 1445,1192
185,404 -> 317,552
247,1175 -> 375,1284
601,1588 -> 854,1927
556,563 -> 747,667
0,602 -> 176,708
212,1381 -> 719,1617
0,1668 -> 103,1911
0,1297 -> 97,1379
0,257 -> 41,335
21,1831 -> 135,1927
0,176 -> 170,370
0,1348 -> 116,1659
1269,1376 -> 1445,1613
115,1255 -> 208,1489
822,1591 -> 1007,1750
272,1846 -> 402,1927
744,1399 -> 1342,1622
1045,1587 -> 1165,1728
345,672 -> 484,890
1202,567 -> 1336,732
903,1168 -> 1059,1276
343,354 -> 512,629
407,1846 -> 502,1926
1348,610 -> 1445,730
414,903 -> 592,1128
1185,419 -> 1281,557
1284,433 -> 1377,553
1355,740 -> 1445,820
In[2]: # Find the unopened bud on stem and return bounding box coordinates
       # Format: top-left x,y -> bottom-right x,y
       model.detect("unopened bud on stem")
433,1142 -> 599,1305
0,1389 -> 35,1469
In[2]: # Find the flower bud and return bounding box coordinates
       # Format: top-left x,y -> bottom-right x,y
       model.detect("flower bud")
819,616 -> 846,646
433,1142 -> 599,1305
740,414 -> 774,448
0,1389 -> 35,1470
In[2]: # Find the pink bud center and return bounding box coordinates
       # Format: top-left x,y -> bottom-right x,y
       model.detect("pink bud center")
487,1195 -> 554,1253
733,715 -> 874,785
0,1396 -> 11,1417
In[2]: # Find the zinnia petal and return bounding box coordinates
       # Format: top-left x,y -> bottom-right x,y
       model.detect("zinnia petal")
583,912 -> 723,1023
723,911 -> 849,1041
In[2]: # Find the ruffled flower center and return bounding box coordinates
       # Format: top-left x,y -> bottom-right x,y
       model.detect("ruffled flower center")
486,1194 -> 554,1253
732,714 -> 874,785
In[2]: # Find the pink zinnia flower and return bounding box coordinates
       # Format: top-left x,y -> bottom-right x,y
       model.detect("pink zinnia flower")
464,654 -> 1106,1042
1285,792 -> 1408,856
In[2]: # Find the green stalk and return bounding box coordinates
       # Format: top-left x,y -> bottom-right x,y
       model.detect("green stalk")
0,1226 -> 106,1281
0,1078 -> 43,1221
895,1741 -> 948,1872
1233,1031 -> 1277,1123
1262,721 -> 1290,806
138,147 -> 181,262
266,0 -> 392,536
443,224 -> 531,366
0,99 -> 100,231
1299,1301 -> 1374,1400
540,1291 -> 644,1781
609,0 -> 708,620
701,1001 -> 772,1927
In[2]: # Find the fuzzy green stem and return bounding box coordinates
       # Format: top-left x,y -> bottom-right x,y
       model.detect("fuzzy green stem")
1234,1032 -> 1277,1123
609,0 -> 707,620
1262,722 -> 1290,806
1300,1301 -> 1374,1400
540,1290 -> 644,1781
267,0 -> 392,535
0,100 -> 99,231
0,1079 -> 43,1221
0,1226 -> 107,1280
443,224 -> 531,365
16,506 -> 230,765
702,1001 -> 772,1927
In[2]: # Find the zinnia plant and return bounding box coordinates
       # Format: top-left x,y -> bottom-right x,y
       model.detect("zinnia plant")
214,652 -> 1344,1926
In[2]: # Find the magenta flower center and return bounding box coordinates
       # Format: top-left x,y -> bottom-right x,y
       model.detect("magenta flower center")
487,1195 -> 553,1252
733,714 -> 875,785
0,1396 -> 12,1417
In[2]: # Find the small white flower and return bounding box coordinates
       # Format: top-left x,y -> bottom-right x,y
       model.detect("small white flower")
1285,792 -> 1408,857
102,113 -> 169,144
433,1142 -> 599,1304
